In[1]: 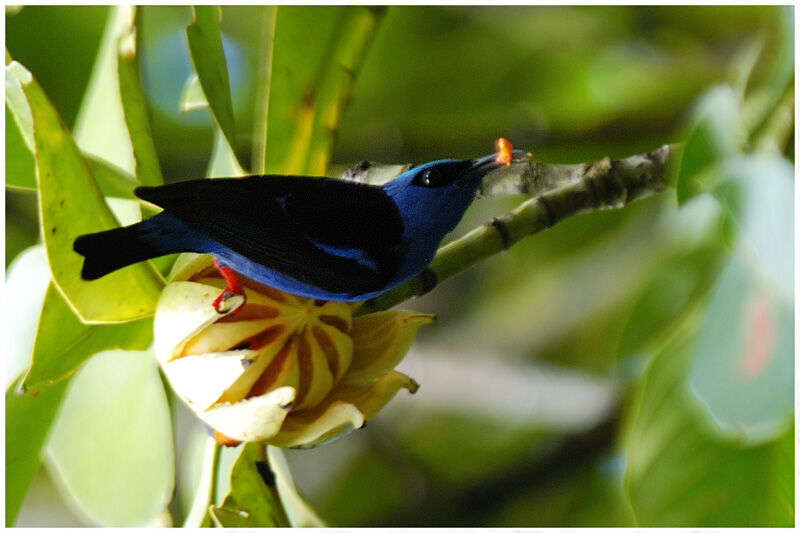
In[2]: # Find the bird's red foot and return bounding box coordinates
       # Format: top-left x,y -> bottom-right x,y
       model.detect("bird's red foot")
212,258 -> 245,314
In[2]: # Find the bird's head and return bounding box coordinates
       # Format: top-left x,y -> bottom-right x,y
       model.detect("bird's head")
381,152 -> 517,273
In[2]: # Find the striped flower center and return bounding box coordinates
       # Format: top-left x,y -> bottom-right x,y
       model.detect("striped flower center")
172,268 -> 355,411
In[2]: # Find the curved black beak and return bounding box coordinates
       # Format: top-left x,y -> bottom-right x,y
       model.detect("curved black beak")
464,150 -> 528,180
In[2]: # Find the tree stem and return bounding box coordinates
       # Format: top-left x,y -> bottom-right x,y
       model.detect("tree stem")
358,144 -> 673,314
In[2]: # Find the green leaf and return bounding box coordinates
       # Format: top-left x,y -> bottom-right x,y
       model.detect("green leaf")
209,442 -> 290,527
6,93 -> 139,199
20,284 -> 153,393
726,36 -> 764,101
262,6 -> 385,175
72,6 -> 137,174
185,6 -> 237,152
251,6 -> 277,174
6,103 -> 36,190
675,85 -> 746,204
83,153 -> 139,200
688,251 -> 792,443
624,329 -> 794,526
687,155 -> 793,443
207,127 -> 245,178
117,17 -> 164,187
10,60 -> 163,323
5,376 -> 70,526
742,6 -> 794,133
5,245 -> 50,388
46,349 -> 174,527
179,73 -> 208,113
711,154 -> 793,293
5,59 -> 34,152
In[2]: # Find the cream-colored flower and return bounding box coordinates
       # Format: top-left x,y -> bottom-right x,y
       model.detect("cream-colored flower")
154,254 -> 433,448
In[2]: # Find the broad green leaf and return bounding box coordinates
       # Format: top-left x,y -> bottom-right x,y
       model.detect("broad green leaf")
625,329 -> 794,527
5,83 -> 138,198
117,19 -> 164,187
11,60 -> 163,322
689,154 -> 794,443
675,85 -> 746,203
72,5 -> 136,174
711,154 -> 793,293
263,6 -> 385,176
6,103 -> 36,190
688,252 -> 793,443
20,284 -> 154,393
179,73 -> 208,112
209,442 -> 291,527
83,153 -> 139,200
5,245 -> 50,388
46,349 -> 174,527
185,6 -> 237,152
5,376 -> 70,526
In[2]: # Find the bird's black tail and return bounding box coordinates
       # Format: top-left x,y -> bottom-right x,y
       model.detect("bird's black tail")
73,213 -> 190,280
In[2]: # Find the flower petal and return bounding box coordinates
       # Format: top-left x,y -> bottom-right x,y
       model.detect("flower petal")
346,311 -> 434,383
265,401 -> 364,449
167,253 -> 214,282
293,327 -> 334,410
216,328 -> 296,404
268,370 -> 417,448
161,350 -> 256,410
332,370 -> 419,419
200,386 -> 296,442
153,281 -> 243,363
180,318 -> 278,356
310,323 -> 354,383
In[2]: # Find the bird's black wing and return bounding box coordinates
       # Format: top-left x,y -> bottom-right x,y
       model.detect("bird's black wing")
135,176 -> 406,296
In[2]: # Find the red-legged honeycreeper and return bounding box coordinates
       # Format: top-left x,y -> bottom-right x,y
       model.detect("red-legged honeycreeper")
74,144 -> 521,302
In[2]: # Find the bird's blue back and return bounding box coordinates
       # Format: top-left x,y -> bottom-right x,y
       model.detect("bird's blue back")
191,160 -> 484,301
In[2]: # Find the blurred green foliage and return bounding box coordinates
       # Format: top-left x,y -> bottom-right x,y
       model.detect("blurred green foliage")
5,5 -> 793,528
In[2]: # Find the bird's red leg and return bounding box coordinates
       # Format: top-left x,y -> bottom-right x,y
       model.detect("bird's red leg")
212,258 -> 245,314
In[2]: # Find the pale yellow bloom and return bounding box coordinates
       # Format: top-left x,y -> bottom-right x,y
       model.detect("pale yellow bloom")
154,254 -> 432,448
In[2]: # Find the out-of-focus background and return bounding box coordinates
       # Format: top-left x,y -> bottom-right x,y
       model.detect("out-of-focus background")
6,5 -> 793,527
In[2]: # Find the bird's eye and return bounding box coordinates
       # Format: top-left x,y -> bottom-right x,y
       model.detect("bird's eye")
419,168 -> 440,187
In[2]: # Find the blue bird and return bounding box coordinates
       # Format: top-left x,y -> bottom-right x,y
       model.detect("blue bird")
74,146 -> 519,305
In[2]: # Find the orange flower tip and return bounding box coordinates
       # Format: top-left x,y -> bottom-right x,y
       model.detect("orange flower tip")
214,431 -> 243,447
494,137 -> 514,166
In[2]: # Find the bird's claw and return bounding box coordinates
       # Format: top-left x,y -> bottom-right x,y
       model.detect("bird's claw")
212,290 -> 245,315
212,258 -> 245,314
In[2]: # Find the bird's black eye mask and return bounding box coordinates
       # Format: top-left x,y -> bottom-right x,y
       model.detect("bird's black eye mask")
412,160 -> 473,188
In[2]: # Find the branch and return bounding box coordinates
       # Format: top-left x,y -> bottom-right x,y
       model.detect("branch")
353,144 -> 674,314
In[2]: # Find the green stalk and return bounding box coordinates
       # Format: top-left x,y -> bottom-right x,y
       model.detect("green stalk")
359,145 -> 673,314
183,437 -> 221,528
